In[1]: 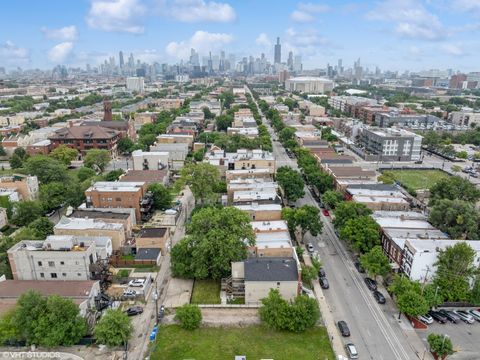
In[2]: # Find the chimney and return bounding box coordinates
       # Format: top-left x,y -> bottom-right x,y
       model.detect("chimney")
103,99 -> 113,121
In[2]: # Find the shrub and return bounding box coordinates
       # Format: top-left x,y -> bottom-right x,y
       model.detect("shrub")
175,304 -> 202,330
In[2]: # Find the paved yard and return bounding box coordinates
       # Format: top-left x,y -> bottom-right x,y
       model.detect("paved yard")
416,317 -> 480,360
163,277 -> 193,308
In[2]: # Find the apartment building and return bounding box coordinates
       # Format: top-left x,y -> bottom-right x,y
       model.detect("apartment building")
0,174 -> 39,200
449,111 -> 480,127
285,77 -> 334,94
70,207 -> 136,238
85,181 -> 154,222
227,179 -> 278,204
356,127 -> 422,161
234,203 -> 282,221
345,184 -> 410,211
135,227 -> 170,254
7,235 -> 113,281
249,220 -> 294,258
132,150 -> 169,171
205,149 -> 276,175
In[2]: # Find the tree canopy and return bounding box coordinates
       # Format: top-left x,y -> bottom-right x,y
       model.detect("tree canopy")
148,183 -> 173,210
397,290 -> 429,318
24,156 -> 68,183
178,163 -> 221,205
282,205 -> 322,240
276,166 -> 305,203
94,309 -> 133,348
429,176 -> 480,206
360,245 -> 391,279
175,304 -> 202,330
333,201 -> 372,229
49,145 -> 78,165
340,215 -> 380,253
322,190 -> 344,209
429,199 -> 479,240
427,333 -> 454,359
171,206 -> 255,279
11,201 -> 43,227
83,149 -> 111,172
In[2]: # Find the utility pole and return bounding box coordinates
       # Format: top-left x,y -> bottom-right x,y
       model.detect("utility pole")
154,282 -> 159,325
421,266 -> 430,294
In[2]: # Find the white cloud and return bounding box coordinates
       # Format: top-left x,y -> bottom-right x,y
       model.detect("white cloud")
290,2 -> 329,23
86,0 -> 146,34
283,27 -> 331,62
440,43 -> 464,56
0,41 -> 30,65
255,33 -> 272,48
408,45 -> 422,56
48,42 -> 74,63
454,0 -> 480,13
366,0 -> 446,40
160,0 -> 236,22
41,25 -> 77,41
166,30 -> 233,59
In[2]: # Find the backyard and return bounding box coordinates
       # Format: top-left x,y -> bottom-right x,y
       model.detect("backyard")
383,169 -> 449,191
152,325 -> 335,360
191,279 -> 221,304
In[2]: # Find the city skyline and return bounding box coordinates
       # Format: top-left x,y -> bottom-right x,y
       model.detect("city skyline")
1,0 -> 480,72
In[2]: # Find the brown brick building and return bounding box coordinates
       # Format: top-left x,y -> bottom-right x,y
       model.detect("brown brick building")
49,125 -> 120,156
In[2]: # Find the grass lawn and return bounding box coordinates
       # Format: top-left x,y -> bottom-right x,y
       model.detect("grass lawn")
386,169 -> 449,190
191,279 -> 221,304
152,325 -> 335,360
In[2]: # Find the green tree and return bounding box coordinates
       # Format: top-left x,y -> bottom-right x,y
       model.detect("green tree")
424,283 -> 444,309
308,171 -> 334,194
219,91 -> 235,109
433,242 -> 478,302
104,169 -> 124,181
192,148 -> 206,162
178,163 -> 221,205
397,290 -> 429,318
175,304 -> 202,330
76,167 -> 96,182
9,154 -> 24,169
49,145 -> 78,165
276,166 -> 305,202
322,190 -> 344,209
429,199 -> 479,239
202,106 -> 215,120
215,114 -> 233,131
470,275 -> 480,306
0,309 -> 20,345
259,289 -> 319,332
333,201 -> 372,229
378,171 -> 396,184
33,295 -> 86,346
360,246 -> 391,279
94,309 -> 133,348
340,216 -> 380,253
427,333 -> 454,359
12,291 -> 46,344
456,151 -> 468,159
293,205 -> 323,240
117,137 -> 135,154
388,274 -> 421,298
301,264 -> 318,287
0,145 -> 6,157
279,127 -> 296,144
24,155 -> 68,183
84,149 -> 111,172
429,176 -> 480,206
171,207 -> 255,279
11,201 -> 43,226
148,183 -> 173,210
27,217 -> 54,238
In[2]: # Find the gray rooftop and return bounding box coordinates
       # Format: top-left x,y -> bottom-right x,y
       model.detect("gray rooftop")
244,257 -> 298,282
135,248 -> 161,260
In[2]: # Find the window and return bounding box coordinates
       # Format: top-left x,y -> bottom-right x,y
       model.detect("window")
37,261 -> 42,266
77,273 -> 82,277
60,261 -> 64,265
116,197 -> 121,201
276,282 -> 281,286
50,273 -> 57,278
40,273 -> 44,278
75,261 -> 79,265
48,261 -> 55,267
62,273 -> 67,277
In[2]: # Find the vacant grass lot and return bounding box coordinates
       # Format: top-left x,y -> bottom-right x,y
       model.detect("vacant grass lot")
152,325 -> 335,360
387,169 -> 449,190
191,279 -> 221,304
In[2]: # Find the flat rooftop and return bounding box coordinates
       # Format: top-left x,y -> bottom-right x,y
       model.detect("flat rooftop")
137,227 -> 168,238
71,209 -> 130,220
0,280 -> 98,299
234,204 -> 282,211
55,216 -> 124,231
87,181 -> 145,192
251,220 -> 288,232
244,257 -> 298,281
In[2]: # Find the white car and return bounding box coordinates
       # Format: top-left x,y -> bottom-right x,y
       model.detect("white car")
454,310 -> 475,324
301,286 -> 315,299
128,279 -> 146,287
123,289 -> 137,298
307,243 -> 314,253
469,309 -> 480,321
418,314 -> 434,325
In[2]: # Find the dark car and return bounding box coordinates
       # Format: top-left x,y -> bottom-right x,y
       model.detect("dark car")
125,306 -> 143,316
438,310 -> 460,323
337,320 -> 350,337
373,290 -> 386,304
364,277 -> 377,291
354,261 -> 365,273
318,267 -> 326,278
428,310 -> 447,324
319,277 -> 329,289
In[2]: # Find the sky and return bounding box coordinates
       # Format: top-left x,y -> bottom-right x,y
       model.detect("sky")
1,0 -> 480,72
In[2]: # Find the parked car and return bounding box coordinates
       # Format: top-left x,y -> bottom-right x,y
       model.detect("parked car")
122,289 -> 137,299
354,261 -> 365,273
322,209 -> 330,217
438,310 -> 460,323
337,320 -> 350,337
128,279 -> 146,287
158,305 -> 165,320
318,267 -> 326,278
418,314 -> 434,325
455,310 -> 475,324
469,309 -> 480,321
373,290 -> 386,304
345,343 -> 359,359
307,243 -> 314,253
125,306 -> 143,316
428,310 -> 447,324
319,277 -> 329,289
364,277 -> 377,291
301,286 -> 315,299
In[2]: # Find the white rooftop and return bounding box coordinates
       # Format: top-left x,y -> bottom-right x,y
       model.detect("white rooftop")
233,189 -> 278,201
251,220 -> 289,232
234,204 -> 282,211
353,195 -> 409,204
406,239 -> 480,253
88,181 -> 145,192
55,216 -> 124,231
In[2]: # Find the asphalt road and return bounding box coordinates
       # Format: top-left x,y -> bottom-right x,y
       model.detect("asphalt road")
256,104 -> 424,359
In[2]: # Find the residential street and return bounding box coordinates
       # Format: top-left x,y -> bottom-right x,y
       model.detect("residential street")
261,111 -> 429,360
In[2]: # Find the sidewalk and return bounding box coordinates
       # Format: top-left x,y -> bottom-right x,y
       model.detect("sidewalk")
303,253 -> 347,358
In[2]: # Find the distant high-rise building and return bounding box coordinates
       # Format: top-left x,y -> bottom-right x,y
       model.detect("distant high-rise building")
287,51 -> 293,70
119,51 -> 124,69
337,59 -> 343,75
274,37 -> 281,64
126,77 -> 145,94
128,53 -> 134,68
293,55 -> 302,72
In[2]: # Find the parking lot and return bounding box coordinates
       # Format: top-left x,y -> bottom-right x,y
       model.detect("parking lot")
416,311 -> 480,360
